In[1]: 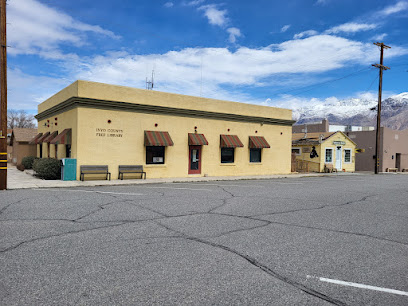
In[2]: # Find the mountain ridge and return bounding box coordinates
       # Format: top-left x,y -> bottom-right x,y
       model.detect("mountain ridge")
293,92 -> 408,130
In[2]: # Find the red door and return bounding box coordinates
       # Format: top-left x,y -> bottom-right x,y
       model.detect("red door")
188,146 -> 201,174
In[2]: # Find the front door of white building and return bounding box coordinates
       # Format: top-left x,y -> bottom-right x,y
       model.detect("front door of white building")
335,146 -> 342,171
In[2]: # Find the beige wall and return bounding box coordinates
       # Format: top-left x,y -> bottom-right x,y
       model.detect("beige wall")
36,81 -> 294,180
39,80 -> 292,120
381,127 -> 408,171
73,107 -> 291,180
37,108 -> 78,160
12,142 -> 37,166
319,133 -> 356,172
293,132 -> 356,172
292,119 -> 329,133
292,145 -> 321,172
348,127 -> 408,172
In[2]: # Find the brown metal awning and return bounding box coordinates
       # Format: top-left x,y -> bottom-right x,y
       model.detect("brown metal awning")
188,133 -> 208,145
29,133 -> 43,144
220,135 -> 244,148
43,131 -> 58,143
144,131 -> 174,146
51,129 -> 71,145
36,132 -> 50,144
249,136 -> 270,148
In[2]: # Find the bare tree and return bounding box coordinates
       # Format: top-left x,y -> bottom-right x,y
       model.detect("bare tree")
7,110 -> 36,129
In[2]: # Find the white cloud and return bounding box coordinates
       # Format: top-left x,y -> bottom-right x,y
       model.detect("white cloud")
198,5 -> 228,26
325,22 -> 377,34
164,2 -> 174,8
293,30 -> 318,39
280,25 -> 291,33
227,27 -> 241,43
184,0 -> 205,6
71,35 -> 408,104
380,1 -> 408,16
8,68 -> 71,111
371,33 -> 388,41
315,0 -> 330,5
8,0 -> 119,59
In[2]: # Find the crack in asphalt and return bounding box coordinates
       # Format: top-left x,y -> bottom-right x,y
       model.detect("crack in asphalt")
207,186 -> 237,213
0,198 -> 29,215
74,201 -> 118,222
250,194 -> 378,218
2,185 -> 406,305
265,220 -> 408,246
208,210 -> 408,246
152,221 -> 347,306
0,222 -> 126,253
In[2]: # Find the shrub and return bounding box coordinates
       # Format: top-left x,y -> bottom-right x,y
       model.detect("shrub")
21,156 -> 38,169
33,158 -> 61,180
32,158 -> 40,172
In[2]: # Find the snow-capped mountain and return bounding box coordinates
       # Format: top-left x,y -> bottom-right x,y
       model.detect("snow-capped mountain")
293,92 -> 408,130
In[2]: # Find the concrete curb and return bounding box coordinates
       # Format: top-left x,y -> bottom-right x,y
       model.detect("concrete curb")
6,170 -> 369,190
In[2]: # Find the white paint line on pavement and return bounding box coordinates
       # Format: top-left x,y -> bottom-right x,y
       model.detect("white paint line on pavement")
33,189 -> 144,196
143,186 -> 213,191
307,275 -> 408,297
166,183 -> 264,188
272,182 -> 303,185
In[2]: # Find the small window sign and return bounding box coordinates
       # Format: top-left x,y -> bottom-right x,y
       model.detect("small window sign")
153,157 -> 163,163
333,141 -> 346,145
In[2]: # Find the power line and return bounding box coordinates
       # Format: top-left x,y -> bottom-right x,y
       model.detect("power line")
266,66 -> 374,98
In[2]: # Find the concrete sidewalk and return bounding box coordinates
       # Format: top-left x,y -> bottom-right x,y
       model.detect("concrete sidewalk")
3,163 -> 372,190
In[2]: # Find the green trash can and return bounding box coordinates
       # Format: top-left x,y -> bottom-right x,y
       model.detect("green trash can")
61,158 -> 77,181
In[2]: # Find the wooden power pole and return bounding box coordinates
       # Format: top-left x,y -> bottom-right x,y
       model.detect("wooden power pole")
372,42 -> 390,174
0,0 -> 7,190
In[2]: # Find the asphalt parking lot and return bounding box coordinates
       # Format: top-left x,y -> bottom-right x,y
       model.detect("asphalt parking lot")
1,175 -> 407,305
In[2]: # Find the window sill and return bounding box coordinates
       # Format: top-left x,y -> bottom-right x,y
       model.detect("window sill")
220,163 -> 236,166
145,164 -> 167,168
249,163 -> 262,165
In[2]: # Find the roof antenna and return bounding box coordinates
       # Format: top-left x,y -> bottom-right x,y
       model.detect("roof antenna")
146,70 -> 154,90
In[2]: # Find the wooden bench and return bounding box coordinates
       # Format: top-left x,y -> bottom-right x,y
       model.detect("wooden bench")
80,165 -> 111,181
402,168 -> 408,172
324,163 -> 337,173
386,168 -> 398,172
118,165 -> 146,180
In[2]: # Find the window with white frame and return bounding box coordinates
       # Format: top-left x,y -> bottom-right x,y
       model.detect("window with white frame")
325,148 -> 333,163
344,149 -> 352,163
292,148 -> 301,155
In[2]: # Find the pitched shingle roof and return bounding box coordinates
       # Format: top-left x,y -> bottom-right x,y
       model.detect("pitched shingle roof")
292,132 -> 336,145
10,128 -> 38,144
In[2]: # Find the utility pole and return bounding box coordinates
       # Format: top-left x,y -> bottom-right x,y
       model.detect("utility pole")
0,0 -> 7,190
372,42 -> 390,174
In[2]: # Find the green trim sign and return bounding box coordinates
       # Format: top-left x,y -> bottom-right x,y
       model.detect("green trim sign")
333,141 -> 346,145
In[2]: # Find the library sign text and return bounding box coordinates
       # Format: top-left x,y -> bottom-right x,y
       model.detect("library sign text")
96,128 -> 123,138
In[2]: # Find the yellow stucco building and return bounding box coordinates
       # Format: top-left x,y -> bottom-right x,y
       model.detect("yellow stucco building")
33,80 -> 295,180
292,131 -> 356,172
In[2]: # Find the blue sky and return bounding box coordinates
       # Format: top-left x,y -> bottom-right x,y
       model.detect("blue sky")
7,0 -> 408,113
